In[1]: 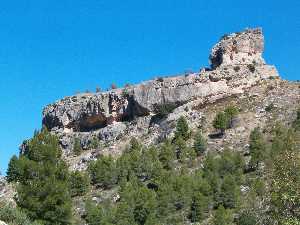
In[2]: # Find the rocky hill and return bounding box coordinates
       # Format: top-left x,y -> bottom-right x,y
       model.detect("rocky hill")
39,28 -> 294,170
1,27 -> 299,225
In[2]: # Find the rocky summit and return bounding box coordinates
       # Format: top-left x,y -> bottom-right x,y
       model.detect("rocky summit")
40,28 -> 279,157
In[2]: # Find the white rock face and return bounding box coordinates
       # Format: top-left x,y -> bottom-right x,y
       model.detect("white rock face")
210,28 -> 265,69
40,27 -> 279,154
0,221 -> 8,225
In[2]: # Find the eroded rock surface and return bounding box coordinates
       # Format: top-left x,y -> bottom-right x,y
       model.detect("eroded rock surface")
43,28 -> 278,134
209,28 -> 265,69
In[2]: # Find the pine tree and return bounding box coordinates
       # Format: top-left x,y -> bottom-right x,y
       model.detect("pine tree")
73,137 -> 82,156
174,116 -> 190,141
85,200 -> 114,225
193,130 -> 207,156
269,128 -> 300,224
140,147 -> 163,180
88,155 -> 117,188
16,129 -> 72,225
6,155 -> 21,182
69,171 -> 90,197
249,128 -> 266,169
213,112 -> 228,134
218,175 -> 240,209
158,140 -> 175,170
224,106 -> 239,128
213,205 -> 234,225
237,211 -> 257,225
115,201 -> 137,225
133,186 -> 157,225
190,192 -> 209,222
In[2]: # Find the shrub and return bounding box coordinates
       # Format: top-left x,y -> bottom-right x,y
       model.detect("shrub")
224,106 -> 239,128
174,116 -> 190,141
190,192 -> 209,222
88,137 -> 100,150
122,88 -> 130,97
269,128 -> 300,223
156,77 -> 164,82
193,130 -> 207,156
158,140 -> 176,170
73,137 -> 82,156
213,106 -> 239,134
292,108 -> 300,131
234,66 -> 240,72
247,64 -> 255,73
85,200 -> 114,225
213,205 -> 234,225
69,171 -> 90,197
88,155 -> 117,188
237,211 -> 257,225
249,128 -> 266,169
213,112 -> 228,134
265,103 -> 274,112
96,86 -> 101,93
0,204 -> 41,225
156,103 -> 177,119
218,175 -> 240,208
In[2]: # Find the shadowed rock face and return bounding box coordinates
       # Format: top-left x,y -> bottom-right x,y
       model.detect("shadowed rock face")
42,27 -> 278,132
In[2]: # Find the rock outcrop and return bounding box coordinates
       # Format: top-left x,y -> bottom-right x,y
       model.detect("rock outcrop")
43,28 -> 278,135
209,28 -> 265,69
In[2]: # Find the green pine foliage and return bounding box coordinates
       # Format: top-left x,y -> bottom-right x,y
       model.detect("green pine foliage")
73,137 -> 83,156
6,154 -> 22,182
0,203 -> 41,225
69,171 -> 90,197
269,128 -> 300,224
174,116 -> 190,141
213,106 -> 239,134
89,137 -> 101,149
213,205 -> 234,225
158,140 -> 176,170
213,112 -> 228,134
85,200 -> 115,225
190,192 -> 209,222
292,108 -> 300,131
88,155 -> 117,189
249,127 -> 266,169
193,130 -> 207,156
11,129 -> 72,225
237,210 -> 257,225
4,103 -> 299,225
224,106 -> 239,128
218,174 -> 240,208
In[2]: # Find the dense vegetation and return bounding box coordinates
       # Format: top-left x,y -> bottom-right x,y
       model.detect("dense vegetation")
3,107 -> 300,225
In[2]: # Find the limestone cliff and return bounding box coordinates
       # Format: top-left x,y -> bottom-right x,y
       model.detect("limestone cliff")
43,28 -> 278,135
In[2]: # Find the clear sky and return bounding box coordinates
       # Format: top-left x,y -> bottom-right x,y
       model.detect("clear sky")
0,0 -> 299,174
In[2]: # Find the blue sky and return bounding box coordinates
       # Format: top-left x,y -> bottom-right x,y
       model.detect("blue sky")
0,0 -> 299,174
